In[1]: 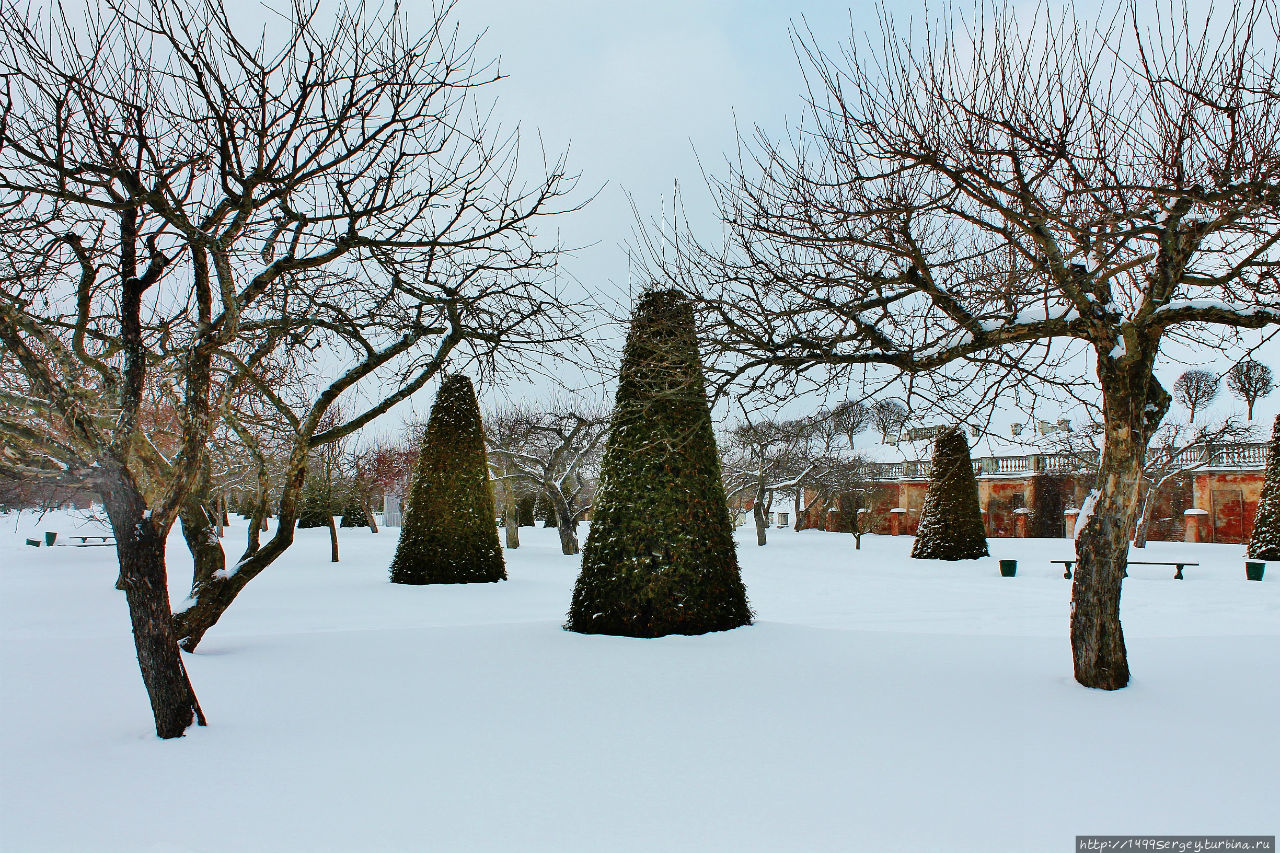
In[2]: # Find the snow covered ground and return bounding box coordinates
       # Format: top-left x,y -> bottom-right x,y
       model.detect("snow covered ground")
1,510 -> 1276,853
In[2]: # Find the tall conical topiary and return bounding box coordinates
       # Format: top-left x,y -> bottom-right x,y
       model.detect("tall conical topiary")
390,375 -> 505,585
567,288 -> 752,637
1247,415 -> 1280,560
911,426 -> 989,560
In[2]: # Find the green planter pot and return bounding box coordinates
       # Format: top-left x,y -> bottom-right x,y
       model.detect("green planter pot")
44,531 -> 56,546
999,559 -> 1017,577
1245,561 -> 1265,582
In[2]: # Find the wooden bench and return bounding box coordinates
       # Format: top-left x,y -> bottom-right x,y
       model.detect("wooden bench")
1052,560 -> 1198,580
71,535 -> 115,547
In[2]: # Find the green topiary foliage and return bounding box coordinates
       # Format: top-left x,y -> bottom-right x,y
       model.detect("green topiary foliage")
296,481 -> 334,529
1247,415 -> 1280,560
390,375 -> 505,585
566,288 -> 752,637
339,492 -> 369,528
516,495 -> 536,527
911,427 -> 989,560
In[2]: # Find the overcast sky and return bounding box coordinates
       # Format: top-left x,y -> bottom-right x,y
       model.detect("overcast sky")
390,0 -> 1272,427
449,0 -> 863,375
215,0 -> 1277,432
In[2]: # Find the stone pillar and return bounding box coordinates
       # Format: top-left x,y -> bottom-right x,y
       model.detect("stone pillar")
1014,507 -> 1032,538
1184,508 -> 1209,543
889,507 -> 906,536
1063,508 -> 1079,538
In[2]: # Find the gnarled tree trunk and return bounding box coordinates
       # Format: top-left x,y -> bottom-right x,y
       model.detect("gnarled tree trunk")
1071,355 -> 1169,690
102,466 -> 205,738
752,482 -> 770,546
180,466 -> 227,589
173,449 -> 308,651
547,487 -> 580,555
503,489 -> 520,549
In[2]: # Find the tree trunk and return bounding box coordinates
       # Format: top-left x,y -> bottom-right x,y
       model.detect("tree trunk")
102,469 -> 204,738
245,455 -> 272,556
503,491 -> 520,549
180,492 -> 227,590
793,489 -> 803,531
364,497 -> 379,534
328,514 -> 339,562
753,482 -> 768,546
1071,357 -> 1168,690
1131,482 -> 1156,549
548,487 -> 579,555
174,451 -> 307,651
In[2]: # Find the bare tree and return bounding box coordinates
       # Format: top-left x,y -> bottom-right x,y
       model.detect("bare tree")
1173,370 -> 1220,422
824,457 -> 888,550
831,401 -> 871,448
647,1 -> 1280,689
0,0 -> 584,734
347,439 -> 417,535
1056,418 -> 1256,547
869,400 -> 909,444
485,403 -> 608,555
1227,359 -> 1274,419
484,407 -> 535,549
723,416 -> 808,546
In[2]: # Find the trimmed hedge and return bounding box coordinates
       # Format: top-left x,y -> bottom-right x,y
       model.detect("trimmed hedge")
1248,415 -> 1280,561
390,375 -> 505,584
911,427 -> 989,560
566,289 -> 752,637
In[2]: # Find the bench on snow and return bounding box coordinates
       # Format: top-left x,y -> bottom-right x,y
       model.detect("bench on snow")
1051,559 -> 1198,580
71,535 -> 115,547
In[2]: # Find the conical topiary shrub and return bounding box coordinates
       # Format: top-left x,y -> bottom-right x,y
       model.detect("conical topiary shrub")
390,375 -> 505,585
296,480 -> 334,529
566,288 -> 752,637
1247,415 -> 1280,561
911,426 -> 989,560
339,491 -> 370,528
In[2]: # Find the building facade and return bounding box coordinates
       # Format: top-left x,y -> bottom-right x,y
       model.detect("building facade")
801,441 -> 1270,544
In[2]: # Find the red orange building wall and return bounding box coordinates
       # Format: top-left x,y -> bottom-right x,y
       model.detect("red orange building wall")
802,469 -> 1266,544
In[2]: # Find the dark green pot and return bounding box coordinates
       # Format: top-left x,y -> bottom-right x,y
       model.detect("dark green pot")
999,559 -> 1017,577
1245,561 -> 1265,582
44,531 -> 57,546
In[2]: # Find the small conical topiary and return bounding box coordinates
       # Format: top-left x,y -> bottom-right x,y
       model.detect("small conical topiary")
1247,415 -> 1280,560
339,492 -> 370,528
566,288 -> 752,637
390,375 -> 505,585
911,426 -> 989,560
296,480 -> 334,529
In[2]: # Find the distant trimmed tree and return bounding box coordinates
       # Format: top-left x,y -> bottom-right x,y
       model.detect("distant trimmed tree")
1248,416 -> 1280,561
1173,370 -> 1219,423
911,427 -> 989,560
870,399 -> 909,443
566,289 -> 752,637
1227,360 -> 1274,421
390,376 -> 505,585
832,401 -> 870,448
